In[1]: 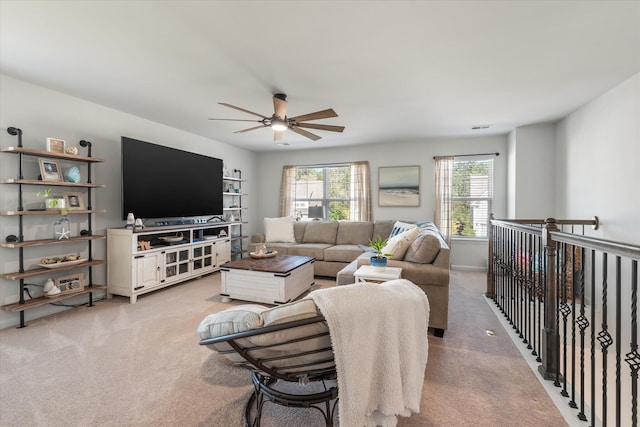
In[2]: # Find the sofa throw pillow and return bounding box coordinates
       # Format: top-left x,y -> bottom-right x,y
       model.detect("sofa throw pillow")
404,233 -> 441,264
264,217 -> 296,243
382,226 -> 419,260
389,221 -> 418,237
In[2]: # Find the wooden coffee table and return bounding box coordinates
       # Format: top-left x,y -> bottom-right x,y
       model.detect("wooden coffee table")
220,255 -> 315,304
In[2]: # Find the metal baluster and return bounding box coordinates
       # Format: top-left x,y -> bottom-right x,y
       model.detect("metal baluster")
517,230 -> 524,339
589,249 -> 596,424
625,260 -> 638,427
560,242 -> 571,397
615,256 -> 622,427
554,240 -> 562,388
524,233 -> 532,349
598,253 -> 613,426
576,249 -> 592,422
569,245 -> 582,408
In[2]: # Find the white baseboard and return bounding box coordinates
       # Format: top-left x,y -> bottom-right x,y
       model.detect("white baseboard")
451,265 -> 487,272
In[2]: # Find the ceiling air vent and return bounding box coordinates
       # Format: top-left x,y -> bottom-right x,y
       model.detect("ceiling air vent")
472,124 -> 492,130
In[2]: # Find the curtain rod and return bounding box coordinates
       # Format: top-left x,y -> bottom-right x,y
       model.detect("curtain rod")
433,152 -> 499,159
285,161 -> 366,168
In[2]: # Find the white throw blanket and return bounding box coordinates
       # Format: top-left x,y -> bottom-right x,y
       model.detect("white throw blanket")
308,279 -> 430,427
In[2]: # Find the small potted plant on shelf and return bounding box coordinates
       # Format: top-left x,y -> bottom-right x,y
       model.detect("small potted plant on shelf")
36,188 -> 66,210
368,234 -> 392,271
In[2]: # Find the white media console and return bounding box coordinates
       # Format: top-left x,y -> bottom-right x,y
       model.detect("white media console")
107,223 -> 231,303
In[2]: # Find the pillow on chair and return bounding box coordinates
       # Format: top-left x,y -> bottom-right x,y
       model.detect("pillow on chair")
264,216 -> 296,243
197,299 -> 329,364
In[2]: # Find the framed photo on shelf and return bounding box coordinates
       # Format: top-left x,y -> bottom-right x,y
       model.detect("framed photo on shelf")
378,165 -> 420,207
38,158 -> 63,182
55,274 -> 84,295
63,192 -> 85,210
46,138 -> 65,154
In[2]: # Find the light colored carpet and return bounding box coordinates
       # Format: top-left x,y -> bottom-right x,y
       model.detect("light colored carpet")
0,271 -> 567,426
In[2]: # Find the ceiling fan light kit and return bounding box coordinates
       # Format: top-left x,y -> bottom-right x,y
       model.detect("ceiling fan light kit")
209,93 -> 344,142
270,118 -> 288,132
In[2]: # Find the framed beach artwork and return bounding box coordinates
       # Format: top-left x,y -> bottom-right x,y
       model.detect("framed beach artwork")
378,165 -> 420,207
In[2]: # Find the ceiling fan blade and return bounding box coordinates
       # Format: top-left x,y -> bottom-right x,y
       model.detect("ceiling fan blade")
208,118 -> 263,122
289,108 -> 338,122
219,103 -> 268,119
274,129 -> 285,141
273,96 -> 288,119
234,125 -> 267,134
289,126 -> 321,141
296,123 -> 345,133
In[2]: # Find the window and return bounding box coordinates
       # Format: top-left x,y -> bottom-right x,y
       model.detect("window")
435,156 -> 494,240
280,162 -> 371,221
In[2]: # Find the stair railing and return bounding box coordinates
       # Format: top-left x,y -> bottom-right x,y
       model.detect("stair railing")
488,215 -> 639,426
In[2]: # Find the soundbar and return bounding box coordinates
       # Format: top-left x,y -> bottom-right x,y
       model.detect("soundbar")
154,218 -> 210,226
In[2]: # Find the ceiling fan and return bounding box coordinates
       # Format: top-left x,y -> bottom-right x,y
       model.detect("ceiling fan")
208,93 -> 345,142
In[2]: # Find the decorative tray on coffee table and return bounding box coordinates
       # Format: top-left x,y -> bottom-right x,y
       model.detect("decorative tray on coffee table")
249,250 -> 277,259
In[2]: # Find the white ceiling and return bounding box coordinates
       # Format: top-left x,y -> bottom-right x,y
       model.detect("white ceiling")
1,1 -> 639,152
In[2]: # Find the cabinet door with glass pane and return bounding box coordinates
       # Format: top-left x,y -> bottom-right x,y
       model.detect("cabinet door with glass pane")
192,242 -> 215,274
163,248 -> 191,282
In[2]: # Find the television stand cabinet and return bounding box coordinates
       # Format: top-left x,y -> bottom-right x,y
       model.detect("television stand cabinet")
107,223 -> 231,303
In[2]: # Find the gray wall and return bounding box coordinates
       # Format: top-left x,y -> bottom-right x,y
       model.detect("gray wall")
555,72 -> 639,244
508,123 -> 557,218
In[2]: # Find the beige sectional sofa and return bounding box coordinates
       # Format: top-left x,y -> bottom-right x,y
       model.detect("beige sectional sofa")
250,220 -> 450,336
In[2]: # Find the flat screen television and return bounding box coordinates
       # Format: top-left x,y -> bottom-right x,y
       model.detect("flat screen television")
121,136 -> 223,221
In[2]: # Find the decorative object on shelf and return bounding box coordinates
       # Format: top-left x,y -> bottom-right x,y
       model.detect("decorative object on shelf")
38,158 -> 63,182
159,232 -> 183,243
53,213 -> 71,240
134,218 -> 144,230
46,137 -> 65,154
368,234 -> 392,271
219,230 -> 227,237
65,146 -> 78,155
39,255 -> 85,268
37,188 -> 66,210
63,192 -> 85,210
55,273 -> 84,295
138,240 -> 151,251
45,285 -> 61,298
65,165 -> 81,182
43,278 -> 55,293
126,212 -> 135,229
